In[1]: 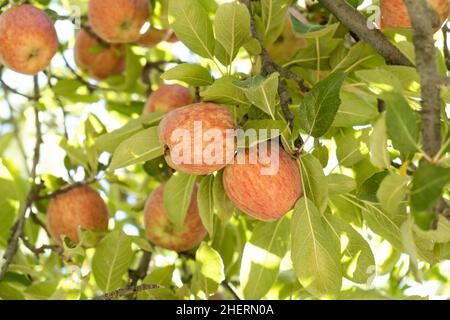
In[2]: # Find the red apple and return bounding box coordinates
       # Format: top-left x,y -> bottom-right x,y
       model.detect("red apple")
0,4 -> 58,75
380,0 -> 449,32
157,103 -> 236,175
88,0 -> 149,43
143,84 -> 193,114
47,186 -> 109,244
144,184 -> 206,252
74,30 -> 125,80
223,145 -> 303,221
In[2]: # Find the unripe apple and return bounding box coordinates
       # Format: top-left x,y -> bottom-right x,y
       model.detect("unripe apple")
223,146 -> 303,221
380,0 -> 449,32
143,84 -> 193,114
144,184 -> 206,252
0,5 -> 58,75
136,27 -> 177,48
88,0 -> 149,43
267,15 -> 306,64
47,186 -> 109,244
157,103 -> 236,175
74,30 -> 125,80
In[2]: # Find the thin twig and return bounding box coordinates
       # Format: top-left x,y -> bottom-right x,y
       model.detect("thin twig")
93,284 -> 160,300
0,75 -> 43,281
222,280 -> 242,300
442,24 -> 450,71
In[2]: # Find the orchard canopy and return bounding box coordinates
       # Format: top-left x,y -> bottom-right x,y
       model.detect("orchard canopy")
0,0 -> 449,301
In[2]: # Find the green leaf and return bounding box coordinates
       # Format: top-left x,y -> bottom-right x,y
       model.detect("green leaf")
299,72 -> 346,137
164,173 -> 197,228
214,2 -> 250,64
59,138 -> 87,169
201,76 -> 250,106
192,243 -> 225,296
336,132 -> 364,167
299,154 -> 328,213
260,0 -> 290,44
291,198 -> 342,298
244,73 -> 279,118
369,115 -> 390,169
334,91 -> 378,127
197,175 -> 215,236
413,216 -> 450,243
355,69 -> 403,93
213,171 -> 234,222
169,0 -> 215,59
240,217 -> 290,300
382,92 -> 418,153
92,230 -> 134,292
95,112 -> 164,153
410,163 -> 450,211
376,173 -> 409,220
161,64 -> 214,86
109,127 -> 163,170
327,174 -> 357,195
241,119 -> 287,147
323,212 -> 375,284
144,266 -> 175,287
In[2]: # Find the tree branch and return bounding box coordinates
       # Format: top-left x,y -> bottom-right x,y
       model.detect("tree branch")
93,284 -> 160,300
403,0 -> 443,158
318,0 -> 414,67
129,250 -> 152,288
0,75 -> 43,281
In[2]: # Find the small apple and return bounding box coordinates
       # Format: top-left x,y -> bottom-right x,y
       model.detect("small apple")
0,4 -> 58,75
380,0 -> 449,32
74,30 -> 126,80
266,15 -> 306,64
223,146 -> 303,221
88,0 -> 149,43
143,84 -> 193,114
136,27 -> 177,48
157,103 -> 236,175
144,184 -> 206,252
47,186 -> 109,244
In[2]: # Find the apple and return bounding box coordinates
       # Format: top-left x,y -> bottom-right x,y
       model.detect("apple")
88,0 -> 149,43
143,84 -> 193,114
157,103 -> 236,175
0,4 -> 58,75
47,186 -> 109,244
144,184 -> 206,252
136,27 -> 177,48
223,146 -> 303,221
380,0 -> 450,32
74,30 -> 126,80
266,15 -> 306,64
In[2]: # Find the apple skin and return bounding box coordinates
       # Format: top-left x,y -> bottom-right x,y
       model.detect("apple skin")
136,27 -> 177,48
0,5 -> 58,75
380,0 -> 449,32
88,0 -> 149,43
143,84 -> 193,114
74,30 -> 125,80
144,184 -> 206,252
223,146 -> 303,221
47,186 -> 109,244
157,103 -> 236,175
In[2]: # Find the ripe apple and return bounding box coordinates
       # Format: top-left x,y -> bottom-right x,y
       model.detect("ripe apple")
266,15 -> 306,64
380,0 -> 450,32
88,0 -> 149,43
47,186 -> 109,244
136,27 -> 177,48
157,103 -> 236,175
0,4 -> 58,75
223,146 -> 303,221
144,184 -> 206,252
143,84 -> 193,114
74,30 -> 125,80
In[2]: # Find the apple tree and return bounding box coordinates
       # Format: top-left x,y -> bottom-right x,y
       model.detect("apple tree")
0,0 -> 449,300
